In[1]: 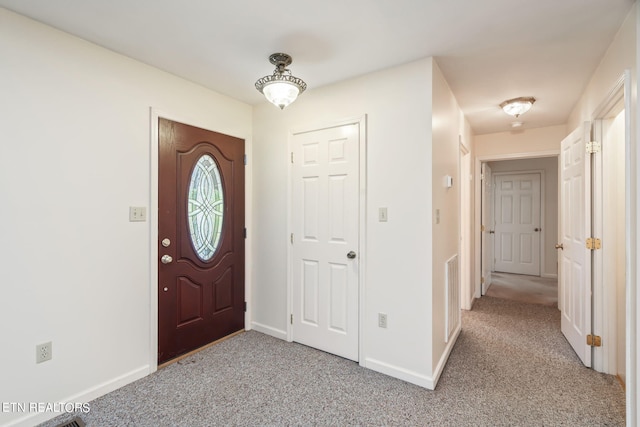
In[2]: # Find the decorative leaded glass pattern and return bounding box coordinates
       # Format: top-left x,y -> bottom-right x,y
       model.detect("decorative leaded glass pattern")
187,154 -> 224,261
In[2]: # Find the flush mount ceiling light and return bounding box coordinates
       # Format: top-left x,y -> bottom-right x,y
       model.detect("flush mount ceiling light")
500,97 -> 536,118
255,53 -> 307,110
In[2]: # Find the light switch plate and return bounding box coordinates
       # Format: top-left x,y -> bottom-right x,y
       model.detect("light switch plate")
129,206 -> 147,222
379,207 -> 388,222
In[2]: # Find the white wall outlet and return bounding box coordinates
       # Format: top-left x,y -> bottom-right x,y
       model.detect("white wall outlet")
36,342 -> 52,364
378,313 -> 387,328
129,206 -> 147,222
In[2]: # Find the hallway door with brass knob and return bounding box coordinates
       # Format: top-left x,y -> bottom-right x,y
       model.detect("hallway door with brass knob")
158,118 -> 245,364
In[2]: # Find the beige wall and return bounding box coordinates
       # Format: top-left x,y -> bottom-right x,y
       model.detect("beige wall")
0,8 -> 252,427
253,58 -> 439,387
431,60 -> 468,375
475,125 -> 566,158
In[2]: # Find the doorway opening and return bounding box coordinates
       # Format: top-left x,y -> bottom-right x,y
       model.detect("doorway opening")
478,155 -> 559,301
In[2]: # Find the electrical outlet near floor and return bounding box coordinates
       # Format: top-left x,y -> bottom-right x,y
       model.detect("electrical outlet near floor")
378,313 -> 387,328
36,342 -> 52,364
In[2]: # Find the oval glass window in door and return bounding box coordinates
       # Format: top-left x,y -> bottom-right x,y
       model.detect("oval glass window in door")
187,154 -> 224,261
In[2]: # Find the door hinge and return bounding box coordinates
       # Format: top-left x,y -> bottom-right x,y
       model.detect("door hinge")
243,227 -> 247,239
244,302 -> 247,312
586,237 -> 601,250
481,225 -> 485,232
291,152 -> 294,163
480,173 -> 485,181
481,277 -> 485,284
244,154 -> 248,165
587,334 -> 602,347
290,314 -> 293,324
290,233 -> 294,244
586,141 -> 601,154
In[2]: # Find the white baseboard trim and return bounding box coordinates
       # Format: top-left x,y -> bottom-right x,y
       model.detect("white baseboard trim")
432,325 -> 461,387
251,321 -> 287,341
363,325 -> 461,391
364,358 -> 436,390
541,273 -> 558,279
5,365 -> 149,427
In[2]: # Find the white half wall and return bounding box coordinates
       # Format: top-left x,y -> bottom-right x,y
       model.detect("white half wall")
0,9 -> 252,426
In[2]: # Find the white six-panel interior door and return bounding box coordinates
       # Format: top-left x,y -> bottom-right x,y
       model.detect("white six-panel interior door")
559,124 -> 592,367
493,173 -> 542,276
290,122 -> 360,362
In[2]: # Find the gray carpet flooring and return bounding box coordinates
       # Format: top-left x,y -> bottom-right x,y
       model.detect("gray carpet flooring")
487,272 -> 558,306
41,297 -> 625,426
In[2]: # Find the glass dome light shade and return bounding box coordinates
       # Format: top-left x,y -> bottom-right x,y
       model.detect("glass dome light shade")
262,81 -> 300,110
500,97 -> 536,118
255,53 -> 307,110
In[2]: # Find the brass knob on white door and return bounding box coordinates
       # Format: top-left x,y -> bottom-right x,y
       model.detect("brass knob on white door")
555,243 -> 564,250
161,255 -> 173,264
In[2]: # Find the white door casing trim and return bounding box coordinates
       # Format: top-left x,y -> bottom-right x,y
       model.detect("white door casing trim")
286,115 -> 368,366
588,71 -> 634,417
459,142 -> 472,310
148,107 -> 253,373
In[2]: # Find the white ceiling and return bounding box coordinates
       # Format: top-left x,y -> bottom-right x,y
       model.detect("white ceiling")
0,0 -> 634,134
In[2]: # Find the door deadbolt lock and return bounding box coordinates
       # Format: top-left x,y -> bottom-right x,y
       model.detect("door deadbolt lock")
347,251 -> 357,259
161,238 -> 171,247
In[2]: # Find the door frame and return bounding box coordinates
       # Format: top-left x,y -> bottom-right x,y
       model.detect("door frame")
459,142 -> 472,310
286,115 -> 367,365
589,72 -> 632,382
148,107 -> 252,373
474,151 -> 559,299
491,170 -> 545,276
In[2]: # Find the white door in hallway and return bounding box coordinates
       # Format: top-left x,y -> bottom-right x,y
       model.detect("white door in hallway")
493,173 -> 541,276
481,163 -> 493,295
559,125 -> 592,367
291,122 -> 360,362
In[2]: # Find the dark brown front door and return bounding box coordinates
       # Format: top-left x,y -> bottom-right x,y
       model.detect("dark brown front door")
158,118 -> 245,364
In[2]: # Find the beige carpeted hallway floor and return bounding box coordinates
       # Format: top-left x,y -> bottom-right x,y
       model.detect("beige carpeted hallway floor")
486,271 -> 558,306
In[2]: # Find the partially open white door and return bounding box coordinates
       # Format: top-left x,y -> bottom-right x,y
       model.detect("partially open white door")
559,124 -> 592,367
291,122 -> 360,362
481,163 -> 493,295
